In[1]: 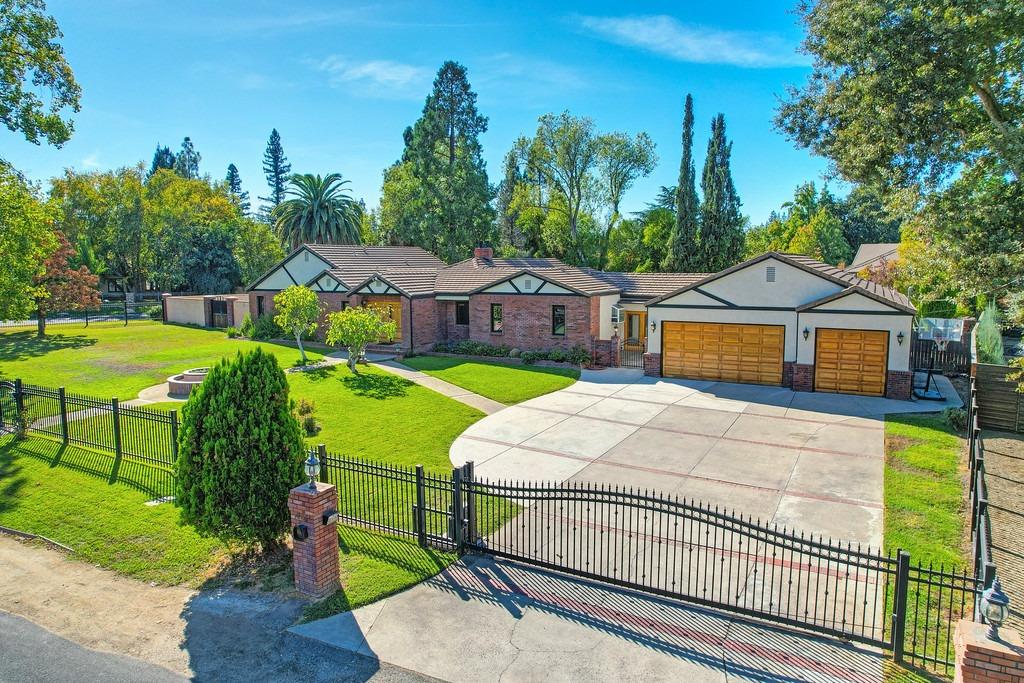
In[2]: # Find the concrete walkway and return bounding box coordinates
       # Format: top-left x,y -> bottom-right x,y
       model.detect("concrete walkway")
373,360 -> 506,415
290,555 -> 884,683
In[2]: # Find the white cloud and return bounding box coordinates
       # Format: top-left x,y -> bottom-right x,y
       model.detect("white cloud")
315,56 -> 430,98
81,153 -> 101,169
578,15 -> 808,69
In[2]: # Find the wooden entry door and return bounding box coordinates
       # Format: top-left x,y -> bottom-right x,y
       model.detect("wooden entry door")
814,329 -> 888,396
624,311 -> 647,351
662,322 -> 784,385
367,297 -> 402,342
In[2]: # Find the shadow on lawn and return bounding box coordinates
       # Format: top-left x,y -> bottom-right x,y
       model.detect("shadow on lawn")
341,372 -> 412,400
0,330 -> 96,363
0,437 -> 28,516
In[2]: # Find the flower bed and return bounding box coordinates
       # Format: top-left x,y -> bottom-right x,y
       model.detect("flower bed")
422,351 -> 577,369
431,340 -> 590,366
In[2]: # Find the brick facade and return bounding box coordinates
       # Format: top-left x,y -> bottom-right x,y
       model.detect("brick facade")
886,370 -> 913,400
249,289 -> 279,321
287,482 -> 340,599
792,363 -> 815,392
591,338 -> 617,368
467,294 -> 594,353
440,301 -> 470,342
643,353 -> 661,377
408,297 -> 442,352
782,361 -> 795,389
954,620 -> 1024,683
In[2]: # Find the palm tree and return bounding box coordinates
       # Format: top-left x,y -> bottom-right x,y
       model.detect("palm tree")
273,173 -> 362,249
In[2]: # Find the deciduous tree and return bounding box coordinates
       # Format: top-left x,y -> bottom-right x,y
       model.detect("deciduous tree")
0,163 -> 56,320
233,218 -> 284,285
33,231 -> 99,336
596,131 -> 656,269
0,0 -> 81,148
325,306 -> 397,374
273,285 -> 320,363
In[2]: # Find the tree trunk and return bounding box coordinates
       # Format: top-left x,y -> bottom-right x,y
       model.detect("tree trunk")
36,312 -> 46,338
296,332 -> 307,363
348,348 -> 360,375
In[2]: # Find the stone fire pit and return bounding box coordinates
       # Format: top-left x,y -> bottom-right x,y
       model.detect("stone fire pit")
167,368 -> 209,398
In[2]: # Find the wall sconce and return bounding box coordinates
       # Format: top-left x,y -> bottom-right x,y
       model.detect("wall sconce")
897,331 -> 905,345
802,327 -> 810,341
650,320 -> 657,333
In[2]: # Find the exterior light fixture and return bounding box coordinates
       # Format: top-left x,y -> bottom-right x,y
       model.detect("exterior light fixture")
897,331 -> 905,345
304,452 -> 321,491
650,320 -> 657,333
803,327 -> 810,341
981,578 -> 1010,640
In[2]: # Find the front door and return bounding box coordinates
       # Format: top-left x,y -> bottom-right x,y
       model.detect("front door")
368,297 -> 402,343
624,311 -> 647,351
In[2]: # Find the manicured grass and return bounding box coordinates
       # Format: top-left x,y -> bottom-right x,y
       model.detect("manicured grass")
884,414 -> 967,565
289,364 -> 483,467
0,322 -> 321,399
0,435 -> 225,585
402,355 -> 579,404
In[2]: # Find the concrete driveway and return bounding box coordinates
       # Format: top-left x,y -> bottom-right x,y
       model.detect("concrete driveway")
451,369 -> 960,547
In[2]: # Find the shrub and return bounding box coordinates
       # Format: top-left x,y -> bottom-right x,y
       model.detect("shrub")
175,348 -> 305,549
301,415 -> 321,436
548,348 -> 569,363
251,314 -> 283,340
976,302 -> 1005,365
137,304 -> 163,320
520,351 -> 542,365
239,312 -> 254,338
225,326 -> 239,338
943,407 -> 968,432
567,344 -> 591,366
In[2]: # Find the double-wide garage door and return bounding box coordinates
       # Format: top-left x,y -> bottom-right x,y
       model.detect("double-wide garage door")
814,329 -> 888,396
662,322 -> 784,385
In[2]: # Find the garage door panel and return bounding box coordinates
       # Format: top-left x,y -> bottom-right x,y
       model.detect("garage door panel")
814,329 -> 888,396
662,322 -> 784,386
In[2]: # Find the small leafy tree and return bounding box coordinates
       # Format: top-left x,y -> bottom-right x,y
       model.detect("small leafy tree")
273,285 -> 320,363
325,306 -> 397,374
975,302 -> 1005,365
34,231 -> 100,337
175,348 -> 304,549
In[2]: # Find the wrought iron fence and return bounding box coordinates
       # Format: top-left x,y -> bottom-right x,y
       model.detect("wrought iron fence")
0,379 -> 178,498
314,446 -> 982,675
968,377 -> 999,592
0,301 -> 162,329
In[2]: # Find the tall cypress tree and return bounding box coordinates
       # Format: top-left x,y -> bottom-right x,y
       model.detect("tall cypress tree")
173,137 -> 201,179
261,128 -> 291,211
698,114 -> 745,272
148,144 -> 175,178
225,163 -> 250,216
405,61 -> 495,262
664,94 -> 700,272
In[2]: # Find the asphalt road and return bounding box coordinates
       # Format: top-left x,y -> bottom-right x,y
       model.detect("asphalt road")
0,611 -> 185,683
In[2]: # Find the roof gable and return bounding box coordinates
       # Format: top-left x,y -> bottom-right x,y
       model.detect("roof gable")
797,287 -> 915,314
247,246 -> 333,291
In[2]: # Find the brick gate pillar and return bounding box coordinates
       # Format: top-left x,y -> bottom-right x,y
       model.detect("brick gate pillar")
288,482 -> 340,599
954,620 -> 1024,682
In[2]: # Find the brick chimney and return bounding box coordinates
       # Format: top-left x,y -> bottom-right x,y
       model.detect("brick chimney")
473,245 -> 493,260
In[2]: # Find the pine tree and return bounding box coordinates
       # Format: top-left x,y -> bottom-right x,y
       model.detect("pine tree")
664,94 -> 700,272
148,144 -> 175,178
404,61 -> 495,261
225,163 -> 250,216
261,128 -> 291,212
698,114 -> 745,272
173,137 -> 201,179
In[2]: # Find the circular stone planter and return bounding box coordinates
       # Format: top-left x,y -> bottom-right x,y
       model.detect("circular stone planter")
167,367 -> 209,398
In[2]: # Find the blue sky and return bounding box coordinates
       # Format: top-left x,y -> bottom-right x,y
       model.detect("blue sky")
6,0 -> 836,225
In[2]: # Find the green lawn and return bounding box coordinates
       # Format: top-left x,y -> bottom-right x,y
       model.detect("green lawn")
0,322 -> 321,398
402,355 -> 579,404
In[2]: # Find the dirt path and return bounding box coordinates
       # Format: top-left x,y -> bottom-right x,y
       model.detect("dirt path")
0,534 -> 193,675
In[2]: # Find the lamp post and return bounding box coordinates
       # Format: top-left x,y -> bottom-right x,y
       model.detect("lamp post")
981,578 -> 1010,641
304,452 -> 320,491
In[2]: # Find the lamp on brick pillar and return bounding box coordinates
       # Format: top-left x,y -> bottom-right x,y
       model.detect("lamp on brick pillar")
288,476 -> 339,600
981,578 -> 1010,641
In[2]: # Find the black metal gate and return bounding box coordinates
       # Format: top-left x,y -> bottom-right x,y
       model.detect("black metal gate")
619,338 -> 644,369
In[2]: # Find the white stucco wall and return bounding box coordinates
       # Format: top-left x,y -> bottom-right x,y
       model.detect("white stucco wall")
482,273 -> 573,295
797,312 -> 913,371
252,248 -> 332,290
356,277 -> 400,295
164,296 -> 206,327
232,297 -> 249,324
809,291 -> 899,313
599,294 -> 619,340
698,258 -> 842,308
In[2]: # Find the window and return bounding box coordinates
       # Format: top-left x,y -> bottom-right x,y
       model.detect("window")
256,296 -> 265,317
455,301 -> 469,325
552,305 -> 566,336
106,279 -> 123,293
766,266 -> 776,283
490,304 -> 503,333
523,278 -> 533,291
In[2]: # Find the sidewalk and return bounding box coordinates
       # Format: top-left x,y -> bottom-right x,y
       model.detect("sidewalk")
290,555 -> 884,683
373,360 -> 506,415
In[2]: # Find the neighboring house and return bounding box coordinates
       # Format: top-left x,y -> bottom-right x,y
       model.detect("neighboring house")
248,245 -> 916,399
847,243 -> 900,272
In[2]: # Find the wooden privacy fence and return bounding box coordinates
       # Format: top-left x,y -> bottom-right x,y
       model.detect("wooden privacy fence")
974,363 -> 1024,433
910,335 -> 972,375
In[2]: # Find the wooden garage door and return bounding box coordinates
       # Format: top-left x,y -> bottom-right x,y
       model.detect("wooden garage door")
662,322 -> 784,385
814,329 -> 888,396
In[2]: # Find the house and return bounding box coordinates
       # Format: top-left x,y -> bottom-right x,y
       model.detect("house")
248,245 -> 916,399
847,243 -> 900,272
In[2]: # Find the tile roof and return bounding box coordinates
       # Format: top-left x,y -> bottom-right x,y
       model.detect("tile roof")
305,245 -> 446,283
586,270 -> 709,300
847,243 -> 900,271
776,253 -> 914,310
436,257 -> 618,295
354,268 -> 439,298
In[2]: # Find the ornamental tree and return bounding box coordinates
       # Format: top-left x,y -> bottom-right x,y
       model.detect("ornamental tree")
273,285 -> 320,363
325,306 -> 397,374
34,230 -> 99,336
175,348 -> 304,549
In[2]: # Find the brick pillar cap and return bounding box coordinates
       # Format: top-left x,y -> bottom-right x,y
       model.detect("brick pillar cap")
289,481 -> 336,497
957,619 -> 1024,656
